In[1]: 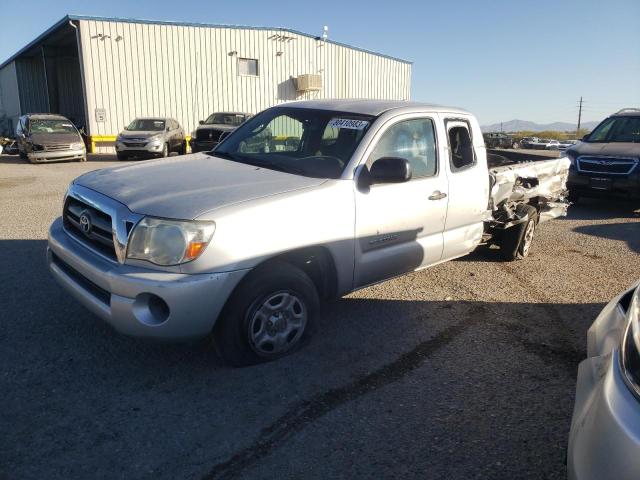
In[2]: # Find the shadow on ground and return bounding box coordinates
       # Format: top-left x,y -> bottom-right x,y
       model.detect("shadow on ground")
1,239 -> 600,480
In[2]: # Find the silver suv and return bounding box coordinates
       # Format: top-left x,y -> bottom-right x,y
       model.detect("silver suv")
115,117 -> 186,160
16,114 -> 86,163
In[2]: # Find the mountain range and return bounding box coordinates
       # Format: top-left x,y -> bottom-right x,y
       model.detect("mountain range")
481,119 -> 600,133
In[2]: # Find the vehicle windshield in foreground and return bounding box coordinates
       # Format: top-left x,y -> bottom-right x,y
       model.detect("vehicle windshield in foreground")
214,107 -> 374,179
586,116 -> 640,143
205,113 -> 246,126
30,120 -> 77,134
126,119 -> 166,131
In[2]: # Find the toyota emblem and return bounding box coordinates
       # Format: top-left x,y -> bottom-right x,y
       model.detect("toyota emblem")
79,211 -> 92,236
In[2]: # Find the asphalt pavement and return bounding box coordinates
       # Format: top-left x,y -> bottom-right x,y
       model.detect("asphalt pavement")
1,153 -> 639,479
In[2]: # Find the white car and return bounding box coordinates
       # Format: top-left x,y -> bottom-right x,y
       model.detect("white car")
568,281 -> 640,479
47,100 -> 570,366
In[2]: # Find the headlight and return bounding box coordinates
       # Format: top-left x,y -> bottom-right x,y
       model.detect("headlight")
190,131 -> 197,140
147,134 -> 162,143
71,142 -> 84,150
127,217 -> 215,266
620,287 -> 640,398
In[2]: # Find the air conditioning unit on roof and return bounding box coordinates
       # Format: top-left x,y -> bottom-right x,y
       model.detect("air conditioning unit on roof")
296,74 -> 322,92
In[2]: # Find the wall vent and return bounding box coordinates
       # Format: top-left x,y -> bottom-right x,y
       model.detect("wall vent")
296,74 -> 322,92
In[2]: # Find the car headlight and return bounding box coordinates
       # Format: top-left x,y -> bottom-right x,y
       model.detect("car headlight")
190,131 -> 197,140
127,217 -> 215,266
71,142 -> 85,150
620,287 -> 640,398
147,134 -> 162,143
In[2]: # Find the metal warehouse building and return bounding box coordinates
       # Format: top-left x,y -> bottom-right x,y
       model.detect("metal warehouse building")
0,15 -> 412,152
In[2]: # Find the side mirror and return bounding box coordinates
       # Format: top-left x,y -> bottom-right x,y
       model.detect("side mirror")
369,157 -> 412,184
582,134 -> 589,141
199,120 -> 204,125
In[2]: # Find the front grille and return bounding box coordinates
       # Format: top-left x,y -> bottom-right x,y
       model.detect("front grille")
63,196 -> 117,261
196,129 -> 223,142
577,156 -> 638,175
123,141 -> 147,147
46,144 -> 72,151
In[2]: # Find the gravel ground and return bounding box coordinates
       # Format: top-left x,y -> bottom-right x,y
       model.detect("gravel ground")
1,154 -> 639,479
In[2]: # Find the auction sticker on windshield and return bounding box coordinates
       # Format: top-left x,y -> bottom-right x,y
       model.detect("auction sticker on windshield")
328,118 -> 369,130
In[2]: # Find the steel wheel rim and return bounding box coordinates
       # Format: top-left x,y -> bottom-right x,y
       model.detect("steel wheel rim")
248,291 -> 307,356
521,219 -> 535,256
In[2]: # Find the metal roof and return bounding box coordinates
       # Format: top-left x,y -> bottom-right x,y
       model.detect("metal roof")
282,99 -> 470,117
0,14 -> 412,71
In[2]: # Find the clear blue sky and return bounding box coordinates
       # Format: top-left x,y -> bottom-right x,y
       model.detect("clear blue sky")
1,0 -> 638,125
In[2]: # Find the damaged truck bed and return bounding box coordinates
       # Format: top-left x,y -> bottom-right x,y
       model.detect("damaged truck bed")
484,149 -> 571,257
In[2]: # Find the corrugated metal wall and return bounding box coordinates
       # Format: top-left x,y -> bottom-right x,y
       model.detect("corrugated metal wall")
15,56 -> 49,114
78,19 -> 411,148
0,61 -> 21,136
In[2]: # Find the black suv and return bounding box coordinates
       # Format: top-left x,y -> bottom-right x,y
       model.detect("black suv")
566,109 -> 640,201
190,112 -> 250,153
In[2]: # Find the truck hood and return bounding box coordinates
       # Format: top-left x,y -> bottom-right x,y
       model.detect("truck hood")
570,141 -> 640,157
74,153 -> 326,219
196,124 -> 237,132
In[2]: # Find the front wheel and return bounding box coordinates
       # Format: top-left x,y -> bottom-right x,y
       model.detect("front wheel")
160,143 -> 169,158
498,204 -> 538,261
214,262 -> 319,367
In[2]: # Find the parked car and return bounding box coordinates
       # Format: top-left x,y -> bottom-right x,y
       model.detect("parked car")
566,108 -> 640,201
519,137 -> 537,148
546,140 -> 560,150
190,112 -> 251,153
47,100 -> 570,366
567,280 -> 640,480
15,114 -> 86,163
558,139 -> 578,151
483,132 -> 516,149
115,117 -> 186,160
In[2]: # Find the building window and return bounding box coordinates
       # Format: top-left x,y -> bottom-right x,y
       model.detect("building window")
238,58 -> 259,76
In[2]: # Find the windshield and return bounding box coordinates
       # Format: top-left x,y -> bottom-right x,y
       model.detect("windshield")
29,119 -> 77,134
126,119 -> 166,131
214,107 -> 374,179
204,113 -> 247,126
587,116 -> 640,143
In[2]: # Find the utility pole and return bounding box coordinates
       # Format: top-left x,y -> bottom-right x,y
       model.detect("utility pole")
577,96 -> 583,136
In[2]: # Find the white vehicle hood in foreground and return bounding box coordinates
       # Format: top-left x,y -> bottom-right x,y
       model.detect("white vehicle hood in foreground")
74,153 -> 326,219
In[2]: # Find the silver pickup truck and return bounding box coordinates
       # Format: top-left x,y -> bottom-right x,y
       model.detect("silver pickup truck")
47,100 -> 570,366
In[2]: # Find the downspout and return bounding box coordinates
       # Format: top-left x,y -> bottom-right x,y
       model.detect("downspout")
69,20 -> 92,152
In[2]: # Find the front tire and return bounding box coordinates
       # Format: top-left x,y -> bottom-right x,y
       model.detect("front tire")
161,143 -> 169,158
498,204 -> 538,261
214,262 -> 319,367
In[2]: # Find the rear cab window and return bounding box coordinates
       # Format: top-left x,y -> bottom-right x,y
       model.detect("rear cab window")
446,120 -> 476,171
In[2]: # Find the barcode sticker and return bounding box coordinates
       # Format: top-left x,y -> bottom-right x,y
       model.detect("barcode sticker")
328,118 -> 369,130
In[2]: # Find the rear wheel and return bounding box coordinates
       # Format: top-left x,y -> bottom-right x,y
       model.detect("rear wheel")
214,261 -> 319,367
179,140 -> 187,155
498,204 -> 538,261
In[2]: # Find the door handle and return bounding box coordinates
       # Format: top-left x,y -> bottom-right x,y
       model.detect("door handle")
429,190 -> 447,200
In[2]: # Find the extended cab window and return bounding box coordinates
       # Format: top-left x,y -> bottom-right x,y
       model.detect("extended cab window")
369,118 -> 437,178
448,125 -> 475,170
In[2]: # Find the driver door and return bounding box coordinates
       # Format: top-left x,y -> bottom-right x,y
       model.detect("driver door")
353,116 -> 449,288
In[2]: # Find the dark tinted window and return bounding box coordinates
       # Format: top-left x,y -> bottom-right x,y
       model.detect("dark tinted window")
126,119 -> 165,131
448,126 -> 475,170
204,113 -> 247,126
588,116 -> 640,143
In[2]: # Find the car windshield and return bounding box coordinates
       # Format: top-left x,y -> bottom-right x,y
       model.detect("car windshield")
204,113 -> 246,126
29,119 -> 77,134
214,107 -> 374,179
587,116 -> 640,143
126,119 -> 165,131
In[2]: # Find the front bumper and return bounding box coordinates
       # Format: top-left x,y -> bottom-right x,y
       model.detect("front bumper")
115,141 -> 164,155
47,217 -> 248,340
28,148 -> 85,163
568,168 -> 640,199
190,139 -> 219,153
568,288 -> 640,480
